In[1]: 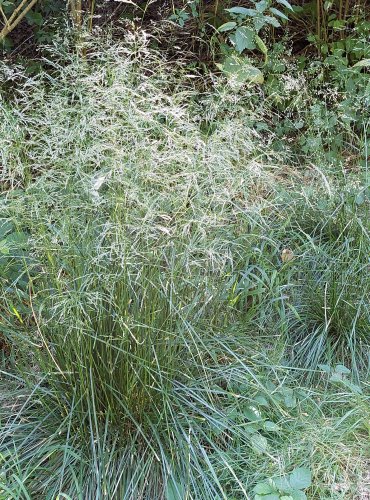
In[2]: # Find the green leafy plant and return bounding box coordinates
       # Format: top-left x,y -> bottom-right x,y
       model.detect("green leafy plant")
318,363 -> 363,394
0,29 -> 369,499
169,0 -> 200,27
0,219 -> 31,357
254,466 -> 312,500
219,0 -> 292,54
0,0 -> 97,50
289,223 -> 369,377
215,0 -> 292,83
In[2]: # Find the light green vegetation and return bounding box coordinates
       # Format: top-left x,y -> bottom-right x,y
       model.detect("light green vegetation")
0,36 -> 369,498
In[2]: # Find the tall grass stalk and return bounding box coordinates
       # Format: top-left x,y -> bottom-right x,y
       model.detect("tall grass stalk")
0,34 -> 368,498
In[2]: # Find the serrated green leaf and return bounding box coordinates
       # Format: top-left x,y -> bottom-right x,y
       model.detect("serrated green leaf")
0,220 -> 13,239
269,7 -> 289,20
254,481 -> 274,494
264,15 -> 281,27
0,240 -> 10,255
289,467 -> 312,490
253,16 -> 266,31
235,26 -> 256,52
250,432 -> 268,454
25,10 -> 43,26
226,7 -> 257,16
255,0 -> 268,13
273,475 -> 291,491
6,232 -> 28,248
290,490 -> 307,499
219,55 -> 264,84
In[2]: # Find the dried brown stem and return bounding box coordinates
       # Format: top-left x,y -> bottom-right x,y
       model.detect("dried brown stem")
0,0 -> 39,40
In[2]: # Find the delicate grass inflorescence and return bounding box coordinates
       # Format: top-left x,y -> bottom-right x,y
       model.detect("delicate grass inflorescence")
0,34 -> 369,498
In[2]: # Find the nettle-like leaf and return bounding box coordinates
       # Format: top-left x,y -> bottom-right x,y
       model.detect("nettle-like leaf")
264,15 -> 281,28
0,239 -> 10,255
0,220 -> 13,240
25,11 -> 44,26
217,54 -> 264,84
250,432 -> 268,454
271,467 -> 312,495
253,16 -> 266,32
276,0 -> 293,10
254,481 -> 275,495
0,231 -> 28,256
290,491 -> 307,500
255,0 -> 268,13
275,387 -> 298,408
235,26 -> 256,52
269,7 -> 289,20
218,21 -> 237,32
226,6 -> 257,17
5,232 -> 28,249
273,475 -> 291,492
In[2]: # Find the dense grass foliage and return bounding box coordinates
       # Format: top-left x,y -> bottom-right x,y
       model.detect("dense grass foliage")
0,36 -> 369,498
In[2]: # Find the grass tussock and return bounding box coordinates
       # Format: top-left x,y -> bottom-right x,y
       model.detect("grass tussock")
0,34 -> 369,499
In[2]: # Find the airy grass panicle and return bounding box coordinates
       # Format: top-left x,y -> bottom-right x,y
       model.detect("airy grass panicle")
0,33 -> 369,499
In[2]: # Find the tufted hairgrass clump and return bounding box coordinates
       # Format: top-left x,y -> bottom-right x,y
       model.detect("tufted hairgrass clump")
0,34 -> 369,498
274,192 -> 370,379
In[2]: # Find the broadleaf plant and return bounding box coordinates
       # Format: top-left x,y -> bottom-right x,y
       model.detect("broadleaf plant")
217,0 -> 292,83
220,0 -> 292,55
254,466 -> 312,499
